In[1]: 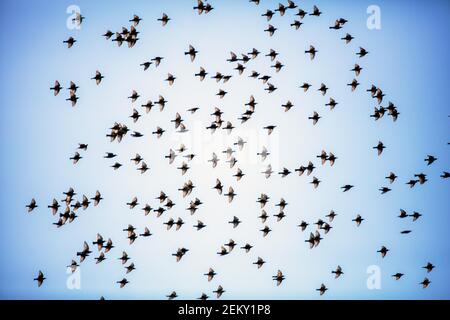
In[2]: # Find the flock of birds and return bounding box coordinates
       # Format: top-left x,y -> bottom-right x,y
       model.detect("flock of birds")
27,0 -> 449,299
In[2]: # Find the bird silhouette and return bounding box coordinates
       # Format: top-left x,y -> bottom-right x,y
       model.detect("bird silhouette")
158,13 -> 170,26
34,271 -> 46,287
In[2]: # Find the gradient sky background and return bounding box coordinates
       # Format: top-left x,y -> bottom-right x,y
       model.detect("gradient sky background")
0,0 -> 449,300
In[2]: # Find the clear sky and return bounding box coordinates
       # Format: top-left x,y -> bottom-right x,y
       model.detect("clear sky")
0,0 -> 449,299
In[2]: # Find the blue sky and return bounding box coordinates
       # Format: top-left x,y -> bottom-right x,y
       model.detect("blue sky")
0,0 -> 449,299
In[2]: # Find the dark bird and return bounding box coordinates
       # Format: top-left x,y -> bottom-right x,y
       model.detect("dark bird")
126,197 -> 139,209
125,263 -> 136,274
26,198 -> 38,213
164,218 -> 175,230
351,64 -> 362,76
265,83 -> 277,93
241,243 -> 253,253
374,141 -> 386,156
194,220 -> 206,231
204,268 -> 217,282
253,257 -> 266,269
341,33 -> 354,44
357,47 -> 369,58
77,143 -> 88,151
128,90 -> 140,102
34,271 -> 46,287
385,172 -> 398,184
291,20 -> 303,30
308,111 -> 321,125
92,233 -> 105,251
348,79 -> 360,91
172,248 -> 189,262
274,211 -> 286,222
309,5 -> 322,16
70,152 -> 82,164
398,209 -> 408,218
311,176 -> 321,188
63,37 -> 76,48
77,241 -> 92,263
47,199 -> 60,215
165,73 -> 176,86
329,20 -> 342,30
91,70 -> 104,85
102,30 -> 113,40
410,211 -> 422,221
420,278 -> 431,288
95,252 -> 106,264
72,12 -> 84,25
264,24 -> 277,36
379,187 -> 391,194
271,60 -> 284,72
248,48 -> 260,59
260,225 -> 272,237
129,14 -> 142,26
217,246 -> 229,256
300,82 -> 311,91
272,270 -> 285,286
167,291 -> 178,300
233,168 -> 245,181
139,227 -> 152,237
274,3 -> 286,16
318,83 -> 328,96
213,179 -> 223,195
66,92 -> 79,107
423,262 -> 435,273
158,13 -> 170,26
406,179 -> 419,188
234,63 -> 245,75
195,67 -> 207,81
228,216 -> 242,228
279,167 -> 291,177
377,246 -> 389,258
140,61 -> 152,71
117,278 -> 129,288
262,10 -> 274,21
67,260 -> 79,273
213,285 -> 225,299
91,191 -> 103,206
259,75 -> 271,84
225,239 -> 237,252
296,9 -> 308,19
67,81 -> 78,93
424,155 -> 437,166
332,266 -> 344,279
185,45 -> 198,62
326,210 -> 337,222
224,187 -> 236,203
352,214 -> 364,226
392,273 -> 404,280
152,127 -> 165,138
137,162 -> 149,174
104,239 -> 114,252
414,173 -> 428,185
328,153 -> 337,166
198,293 -> 209,300
50,80 -> 62,96
317,284 -> 328,295
298,220 -> 309,231
151,56 -> 164,67
305,45 -> 317,60
266,49 -> 279,61
216,89 -> 228,98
